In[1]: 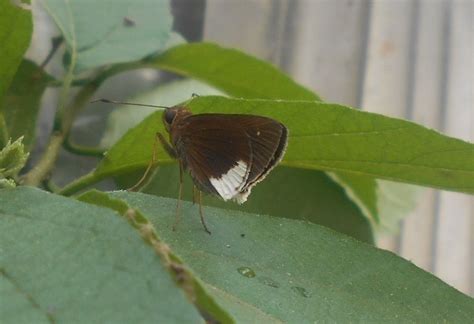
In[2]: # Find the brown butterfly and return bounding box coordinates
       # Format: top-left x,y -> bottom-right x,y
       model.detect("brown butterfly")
95,99 -> 288,234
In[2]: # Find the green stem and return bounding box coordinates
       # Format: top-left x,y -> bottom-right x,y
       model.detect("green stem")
63,136 -> 106,157
58,171 -> 102,196
21,132 -> 64,186
48,77 -> 96,88
42,178 -> 61,193
0,112 -> 9,148
22,43 -> 77,186
54,47 -> 76,133
22,81 -> 100,187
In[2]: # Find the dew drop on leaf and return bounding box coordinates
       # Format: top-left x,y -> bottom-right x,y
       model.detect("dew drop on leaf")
237,267 -> 256,278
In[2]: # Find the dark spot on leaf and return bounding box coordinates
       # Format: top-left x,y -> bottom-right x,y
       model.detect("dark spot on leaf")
123,17 -> 136,27
291,286 -> 310,298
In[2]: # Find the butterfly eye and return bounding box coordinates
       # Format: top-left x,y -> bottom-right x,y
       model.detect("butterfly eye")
164,109 -> 177,125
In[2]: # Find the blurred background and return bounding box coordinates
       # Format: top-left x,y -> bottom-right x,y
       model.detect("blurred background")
26,0 -> 472,296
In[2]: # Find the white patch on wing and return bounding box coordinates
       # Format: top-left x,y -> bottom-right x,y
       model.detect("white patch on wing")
210,160 -> 249,202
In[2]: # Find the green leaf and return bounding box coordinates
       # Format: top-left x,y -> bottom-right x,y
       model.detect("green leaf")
328,172 -> 379,223
0,137 -> 28,178
40,0 -> 173,72
0,60 -> 52,152
94,96 -> 474,195
331,173 -> 421,233
112,191 -> 474,322
134,165 -> 373,243
0,178 -> 16,189
0,1 -> 32,101
153,42 -> 319,101
0,187 -> 203,323
375,180 -> 421,234
77,189 -> 234,324
101,80 -> 372,242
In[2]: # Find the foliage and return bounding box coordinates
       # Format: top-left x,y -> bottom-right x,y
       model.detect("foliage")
1,1 -> 473,322
0,137 -> 28,188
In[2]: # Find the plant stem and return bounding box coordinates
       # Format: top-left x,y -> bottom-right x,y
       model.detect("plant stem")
42,178 -> 61,193
58,171 -> 102,196
0,112 -> 9,148
21,57 -> 153,187
22,81 -> 100,186
21,131 -> 64,186
63,136 -> 106,157
22,41 -> 77,186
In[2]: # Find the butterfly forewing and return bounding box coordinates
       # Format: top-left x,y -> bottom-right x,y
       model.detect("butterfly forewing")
171,114 -> 288,203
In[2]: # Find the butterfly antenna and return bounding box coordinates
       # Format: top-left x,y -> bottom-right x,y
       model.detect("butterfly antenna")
91,98 -> 169,109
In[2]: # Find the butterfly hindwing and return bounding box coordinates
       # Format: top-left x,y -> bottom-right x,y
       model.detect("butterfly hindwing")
171,114 -> 288,203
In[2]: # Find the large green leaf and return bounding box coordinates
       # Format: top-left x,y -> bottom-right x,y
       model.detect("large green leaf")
77,189 -> 233,323
94,96 -> 474,194
134,165 -> 373,243
0,1 -> 32,102
40,0 -> 173,72
0,60 -> 52,152
0,187 -> 203,323
99,79 -> 372,242
111,191 -> 474,322
152,42 -> 319,101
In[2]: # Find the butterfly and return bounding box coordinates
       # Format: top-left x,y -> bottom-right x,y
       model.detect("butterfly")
95,99 -> 288,234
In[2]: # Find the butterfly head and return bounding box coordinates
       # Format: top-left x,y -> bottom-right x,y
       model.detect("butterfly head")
162,106 -> 192,132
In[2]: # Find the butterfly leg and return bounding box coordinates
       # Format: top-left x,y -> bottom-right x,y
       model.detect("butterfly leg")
192,185 -> 197,205
172,161 -> 184,232
197,190 -> 211,235
128,132 -> 176,191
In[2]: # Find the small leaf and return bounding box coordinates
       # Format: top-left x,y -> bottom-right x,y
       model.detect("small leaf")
0,187 -> 203,323
0,137 -> 28,178
40,0 -> 173,72
331,173 -> 421,233
0,60 -> 52,152
0,1 -> 32,101
112,191 -> 474,322
375,180 -> 421,234
0,178 -> 16,189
